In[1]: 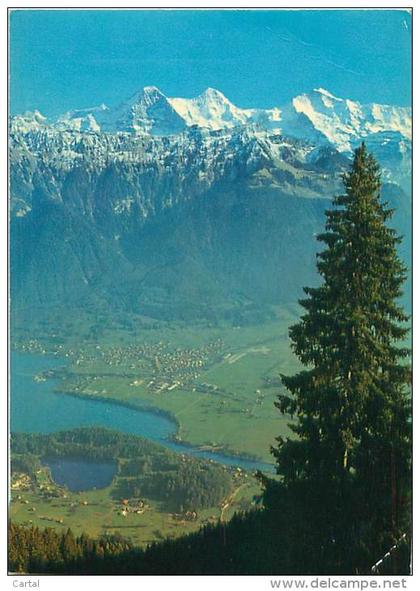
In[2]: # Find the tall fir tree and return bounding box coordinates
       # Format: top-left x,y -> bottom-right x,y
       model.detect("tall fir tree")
262,143 -> 411,574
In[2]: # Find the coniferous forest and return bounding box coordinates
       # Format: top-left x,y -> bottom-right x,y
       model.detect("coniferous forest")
9,145 -> 412,575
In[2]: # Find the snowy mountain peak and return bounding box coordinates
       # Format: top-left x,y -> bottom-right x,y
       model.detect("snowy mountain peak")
283,88 -> 411,152
169,87 -> 237,130
53,103 -> 110,132
125,86 -> 166,107
201,87 -> 229,101
105,85 -> 186,135
143,85 -> 161,94
139,85 -> 165,100
169,88 -> 282,132
10,86 -> 411,159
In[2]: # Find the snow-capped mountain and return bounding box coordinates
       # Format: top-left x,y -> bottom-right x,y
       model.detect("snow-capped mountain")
101,86 -> 187,135
281,88 -> 411,152
54,104 -> 109,132
9,85 -> 411,320
10,85 -> 411,191
168,87 -> 282,132
11,86 -> 411,154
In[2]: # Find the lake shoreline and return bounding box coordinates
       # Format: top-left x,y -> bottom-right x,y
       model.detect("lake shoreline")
11,351 -> 273,472
54,387 -> 270,469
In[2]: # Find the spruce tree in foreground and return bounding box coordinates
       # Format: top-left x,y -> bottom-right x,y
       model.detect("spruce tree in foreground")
262,144 -> 411,574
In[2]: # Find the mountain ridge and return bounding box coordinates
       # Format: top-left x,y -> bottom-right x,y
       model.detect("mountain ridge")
10,86 -> 411,322
11,86 -> 411,152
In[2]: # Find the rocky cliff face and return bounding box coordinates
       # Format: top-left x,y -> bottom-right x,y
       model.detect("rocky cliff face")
10,87 -> 411,321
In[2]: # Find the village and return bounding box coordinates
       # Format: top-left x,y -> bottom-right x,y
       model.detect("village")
15,337 -> 228,396
79,339 -> 226,395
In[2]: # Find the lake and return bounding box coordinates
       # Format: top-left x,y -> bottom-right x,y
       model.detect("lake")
11,351 -> 274,473
42,457 -> 117,492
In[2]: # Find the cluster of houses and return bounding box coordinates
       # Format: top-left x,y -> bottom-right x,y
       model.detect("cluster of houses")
14,338 -> 48,355
172,510 -> 198,522
143,340 -> 225,393
11,473 -> 32,491
15,338 -> 76,358
118,498 -> 148,517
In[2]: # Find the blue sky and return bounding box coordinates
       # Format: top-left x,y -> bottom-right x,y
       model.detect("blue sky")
9,9 -> 412,117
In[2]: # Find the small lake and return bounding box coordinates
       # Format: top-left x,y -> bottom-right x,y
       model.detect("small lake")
42,457 -> 117,492
11,351 -> 274,473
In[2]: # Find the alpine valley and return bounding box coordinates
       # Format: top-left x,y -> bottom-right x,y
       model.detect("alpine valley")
9,85 -> 412,559
10,86 -> 411,323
